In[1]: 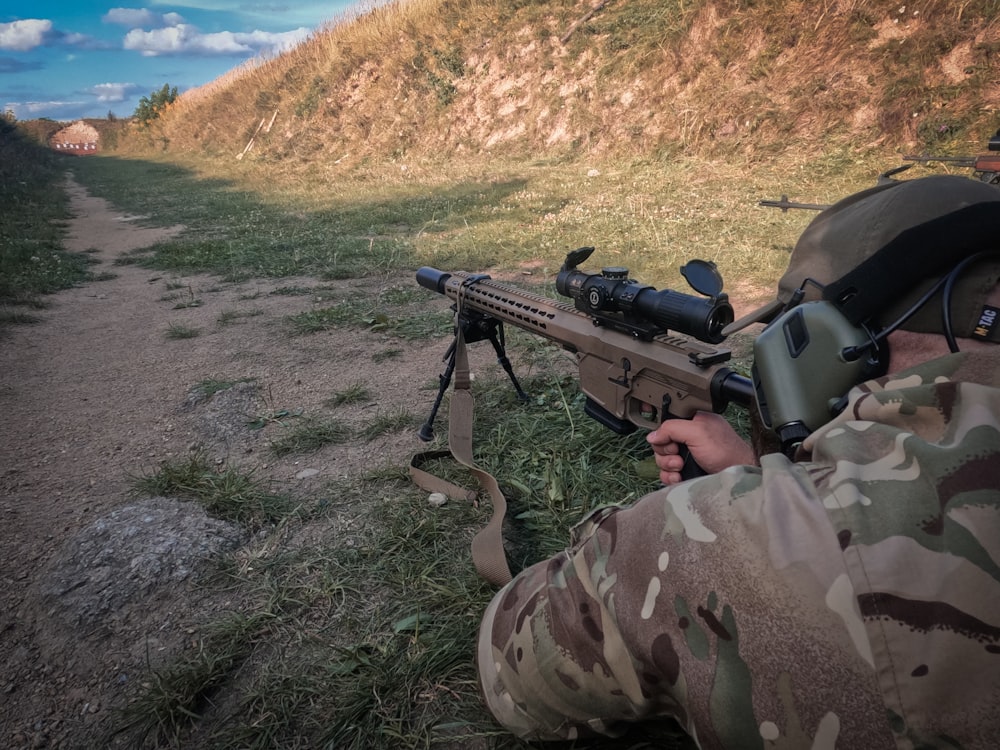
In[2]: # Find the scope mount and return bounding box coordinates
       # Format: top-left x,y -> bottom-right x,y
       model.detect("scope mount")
585,301 -> 663,339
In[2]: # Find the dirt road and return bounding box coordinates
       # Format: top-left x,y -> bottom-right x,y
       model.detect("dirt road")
0,175 -> 458,748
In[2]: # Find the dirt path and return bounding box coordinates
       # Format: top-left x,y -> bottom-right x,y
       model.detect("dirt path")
0,176 -> 474,748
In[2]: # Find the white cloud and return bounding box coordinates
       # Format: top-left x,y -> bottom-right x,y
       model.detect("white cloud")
85,82 -> 142,103
235,27 -> 311,54
103,8 -> 186,28
123,23 -> 309,57
0,19 -> 54,52
0,19 -> 107,52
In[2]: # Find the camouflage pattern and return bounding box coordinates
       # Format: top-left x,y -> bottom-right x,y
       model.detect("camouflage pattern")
477,350 -> 1000,748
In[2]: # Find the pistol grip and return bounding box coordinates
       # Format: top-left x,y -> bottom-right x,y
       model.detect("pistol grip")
677,444 -> 708,481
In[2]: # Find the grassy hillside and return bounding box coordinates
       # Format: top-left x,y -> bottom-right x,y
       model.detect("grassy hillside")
121,0 -> 999,165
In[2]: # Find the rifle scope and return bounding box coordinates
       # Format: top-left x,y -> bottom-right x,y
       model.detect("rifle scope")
555,248 -> 734,344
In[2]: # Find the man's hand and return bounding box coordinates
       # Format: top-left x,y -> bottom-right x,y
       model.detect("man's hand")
646,412 -> 756,485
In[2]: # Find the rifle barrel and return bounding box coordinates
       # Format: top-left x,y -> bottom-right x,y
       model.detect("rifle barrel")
758,195 -> 830,212
903,154 -> 977,166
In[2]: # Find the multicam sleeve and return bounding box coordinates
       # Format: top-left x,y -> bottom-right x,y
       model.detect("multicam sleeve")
477,458 -> 894,749
803,356 -> 1000,748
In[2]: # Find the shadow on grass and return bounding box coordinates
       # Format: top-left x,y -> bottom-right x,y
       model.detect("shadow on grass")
67,154 -> 532,283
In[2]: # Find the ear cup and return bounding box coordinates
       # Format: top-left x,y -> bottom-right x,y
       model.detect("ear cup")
752,301 -> 875,451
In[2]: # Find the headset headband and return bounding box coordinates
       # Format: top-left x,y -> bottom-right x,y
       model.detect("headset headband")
822,201 -> 1000,326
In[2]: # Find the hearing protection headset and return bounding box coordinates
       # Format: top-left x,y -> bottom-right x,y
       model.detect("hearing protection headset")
752,202 -> 1000,456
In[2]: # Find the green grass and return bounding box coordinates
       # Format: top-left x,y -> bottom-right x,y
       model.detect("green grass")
285,297 -> 452,339
64,146 -> 894,302
111,610 -> 268,746
189,377 -> 258,400
115,372 -> 699,749
268,418 -> 354,456
165,322 -> 201,339
112,253 -> 148,266
132,453 -> 294,527
217,308 -> 264,326
358,407 -> 421,440
326,382 -> 372,406
0,120 -> 92,315
0,308 -> 43,325
372,348 -> 403,362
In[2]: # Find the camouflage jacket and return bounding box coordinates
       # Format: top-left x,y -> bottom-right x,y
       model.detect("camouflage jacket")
478,350 -> 1000,749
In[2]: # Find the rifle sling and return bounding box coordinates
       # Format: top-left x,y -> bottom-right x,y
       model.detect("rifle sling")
408,449 -> 477,503
408,300 -> 514,587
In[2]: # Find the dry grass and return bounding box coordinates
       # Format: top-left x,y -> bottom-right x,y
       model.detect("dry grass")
114,0 -> 999,167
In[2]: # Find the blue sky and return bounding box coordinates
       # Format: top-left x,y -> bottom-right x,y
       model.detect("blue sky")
2,2 -> 362,122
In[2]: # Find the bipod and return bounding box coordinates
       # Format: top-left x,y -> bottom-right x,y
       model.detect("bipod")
417,307 -> 529,442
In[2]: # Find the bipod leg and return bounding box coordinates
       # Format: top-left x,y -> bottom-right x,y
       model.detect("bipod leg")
417,337 -> 458,442
487,323 -> 529,402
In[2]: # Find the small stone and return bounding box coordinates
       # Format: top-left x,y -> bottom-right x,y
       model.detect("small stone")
295,468 -> 319,479
427,493 -> 448,508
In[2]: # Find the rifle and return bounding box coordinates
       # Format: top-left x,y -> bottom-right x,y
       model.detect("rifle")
904,128 -> 1000,183
758,195 -> 830,213
758,166 -> 915,212
416,247 -> 753,449
412,247 -> 753,585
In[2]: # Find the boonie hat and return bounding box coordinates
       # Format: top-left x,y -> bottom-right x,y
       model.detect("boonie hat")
724,174 -> 1000,338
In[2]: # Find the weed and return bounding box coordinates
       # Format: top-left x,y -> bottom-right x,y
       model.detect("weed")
326,382 -> 372,406
0,308 -> 42,325
218,308 -> 264,326
372,348 -> 402,362
172,286 -> 202,309
286,302 -> 361,333
111,610 -> 278,747
132,453 -> 293,526
165,322 -> 201,339
268,419 -> 354,456
378,310 -> 452,340
270,285 -> 314,296
358,407 -> 420,440
189,377 -> 257,399
246,408 -> 303,430
112,254 -> 145,266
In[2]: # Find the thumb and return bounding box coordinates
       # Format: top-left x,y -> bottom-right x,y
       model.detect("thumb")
647,418 -> 699,448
